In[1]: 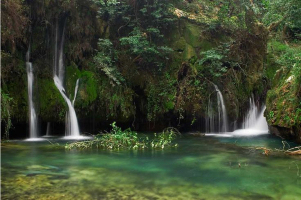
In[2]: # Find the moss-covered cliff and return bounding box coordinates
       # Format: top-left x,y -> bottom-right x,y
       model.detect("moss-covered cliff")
1,0 -> 272,137
265,40 -> 301,143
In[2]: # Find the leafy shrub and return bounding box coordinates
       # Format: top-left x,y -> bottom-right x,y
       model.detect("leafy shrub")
197,45 -> 235,78
120,27 -> 173,68
263,0 -> 301,30
65,123 -> 180,150
95,0 -> 175,69
94,39 -> 124,86
151,127 -> 180,149
146,73 -> 177,121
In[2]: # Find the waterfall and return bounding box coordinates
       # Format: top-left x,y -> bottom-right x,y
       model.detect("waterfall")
206,97 -> 215,133
253,106 -> 269,131
54,76 -> 80,137
26,49 -> 38,138
241,95 -> 268,131
64,78 -> 79,136
242,94 -> 257,129
215,85 -> 229,132
206,84 -> 229,133
231,95 -> 269,136
46,122 -> 51,136
53,19 -> 80,138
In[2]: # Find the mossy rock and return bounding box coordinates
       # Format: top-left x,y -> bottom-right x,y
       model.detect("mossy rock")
199,38 -> 215,52
38,78 -> 66,122
183,43 -> 197,60
183,23 -> 202,48
77,70 -> 98,108
66,63 -> 81,97
266,66 -> 301,130
171,37 -> 186,52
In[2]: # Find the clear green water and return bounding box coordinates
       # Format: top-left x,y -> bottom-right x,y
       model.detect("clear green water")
1,135 -> 301,200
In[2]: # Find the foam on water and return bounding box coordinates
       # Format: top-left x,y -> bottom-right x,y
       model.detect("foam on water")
61,135 -> 93,140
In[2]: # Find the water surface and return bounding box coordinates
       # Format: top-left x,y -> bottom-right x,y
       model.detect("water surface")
1,134 -> 301,200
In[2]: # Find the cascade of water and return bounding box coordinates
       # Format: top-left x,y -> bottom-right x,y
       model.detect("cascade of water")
214,85 -> 229,132
251,106 -> 268,131
242,94 -> 258,129
241,94 -> 268,131
46,122 -> 51,136
26,48 -> 38,138
54,76 -> 80,137
206,97 -> 214,133
206,84 -> 229,133
27,63 -> 38,138
231,95 -> 269,136
53,19 -> 80,137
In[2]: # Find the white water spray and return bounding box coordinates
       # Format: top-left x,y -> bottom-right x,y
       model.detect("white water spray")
232,95 -> 269,136
242,94 -> 257,129
206,84 -> 229,133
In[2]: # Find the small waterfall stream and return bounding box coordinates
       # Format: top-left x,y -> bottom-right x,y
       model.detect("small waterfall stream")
232,95 -> 269,136
242,94 -> 257,129
54,76 -> 80,137
241,95 -> 268,132
53,19 -> 80,138
26,49 -> 38,138
206,84 -> 229,133
46,122 -> 51,137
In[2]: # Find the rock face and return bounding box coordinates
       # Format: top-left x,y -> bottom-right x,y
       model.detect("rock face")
2,0 -> 269,135
266,65 -> 301,143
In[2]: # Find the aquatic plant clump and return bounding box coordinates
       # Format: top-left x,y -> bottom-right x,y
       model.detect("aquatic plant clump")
151,127 -> 180,149
65,123 -> 180,150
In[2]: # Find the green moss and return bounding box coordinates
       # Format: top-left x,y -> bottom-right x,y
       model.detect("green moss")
77,71 -> 97,107
38,78 -> 66,122
265,40 -> 301,131
266,68 -> 301,127
183,44 -> 197,60
171,37 -> 186,51
66,63 -> 81,96
199,39 -> 215,52
184,23 -> 202,48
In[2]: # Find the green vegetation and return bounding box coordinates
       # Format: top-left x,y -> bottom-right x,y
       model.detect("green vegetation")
263,0 -> 301,32
1,91 -> 13,140
197,44 -> 237,78
94,39 -> 124,86
150,127 -> 180,149
65,123 -> 179,150
146,73 -> 177,121
1,0 -> 300,142
266,40 -> 301,126
95,0 -> 175,69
